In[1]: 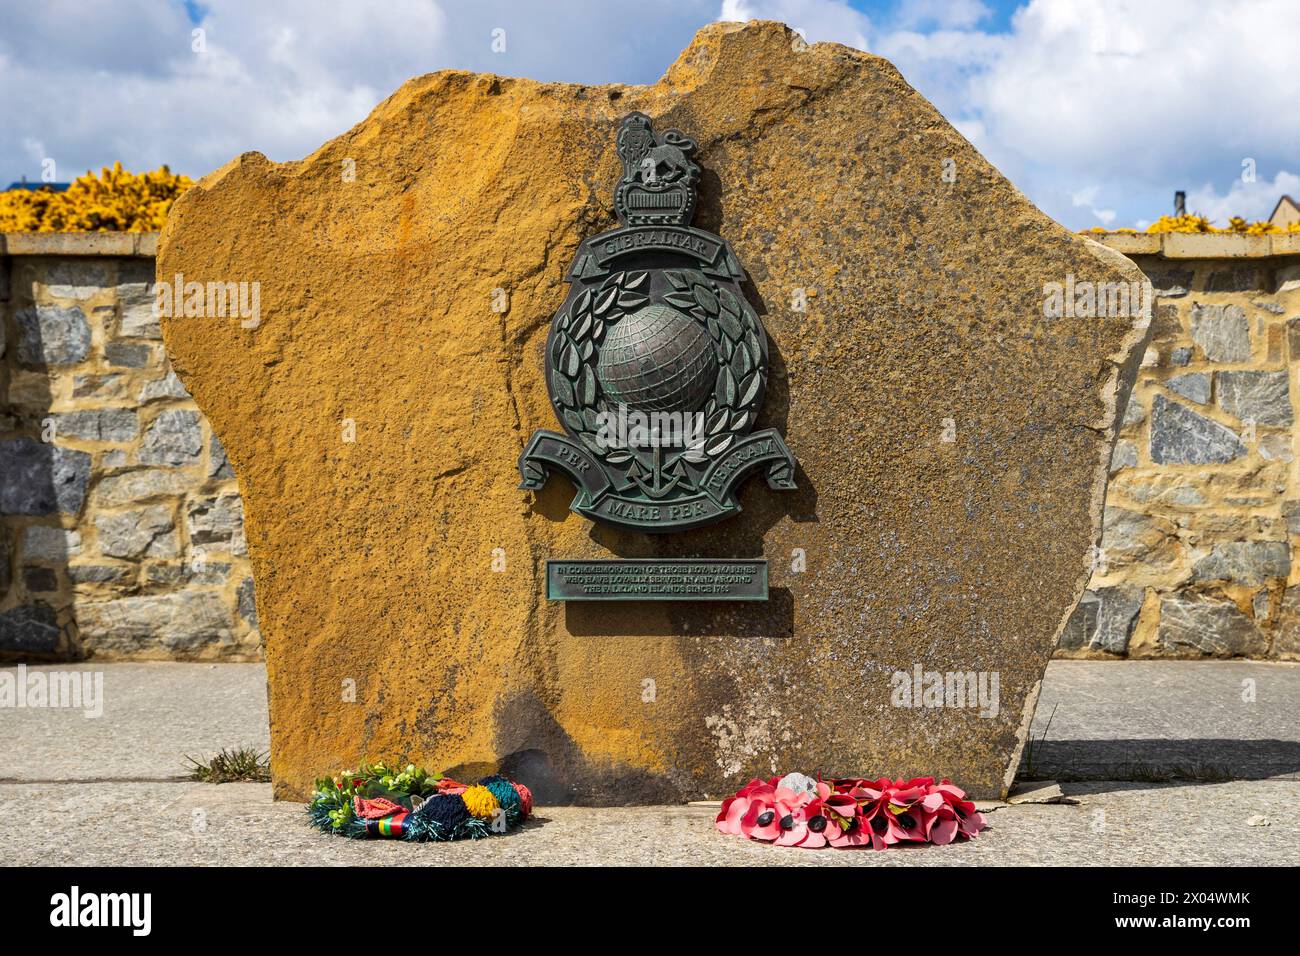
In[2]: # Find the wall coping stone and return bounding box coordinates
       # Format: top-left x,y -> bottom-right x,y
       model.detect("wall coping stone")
1092,231 -> 1300,259
2,231 -> 1296,261
0,232 -> 158,257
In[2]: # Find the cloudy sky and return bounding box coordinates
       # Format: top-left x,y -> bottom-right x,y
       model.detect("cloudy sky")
1,0 -> 1296,230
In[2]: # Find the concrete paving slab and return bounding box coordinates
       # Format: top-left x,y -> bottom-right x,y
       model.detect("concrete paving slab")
2,659 -> 1298,865
0,779 -> 1294,866
3,660 -> 1298,784
1025,661 -> 1300,781
0,663 -> 268,781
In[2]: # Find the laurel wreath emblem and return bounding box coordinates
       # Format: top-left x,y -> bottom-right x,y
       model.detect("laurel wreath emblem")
546,267 -> 769,481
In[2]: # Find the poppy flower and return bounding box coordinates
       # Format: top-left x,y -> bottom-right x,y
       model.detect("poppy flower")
935,780 -> 987,839
716,778 -> 781,839
717,773 -> 987,850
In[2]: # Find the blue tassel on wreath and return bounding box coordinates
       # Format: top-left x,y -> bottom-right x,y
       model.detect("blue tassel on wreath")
306,763 -> 532,842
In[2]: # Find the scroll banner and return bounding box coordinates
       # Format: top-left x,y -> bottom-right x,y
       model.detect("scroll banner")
518,428 -> 797,533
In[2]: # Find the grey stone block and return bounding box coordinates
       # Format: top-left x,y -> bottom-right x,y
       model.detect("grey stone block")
1190,303 -> 1250,362
41,260 -> 111,299
143,560 -> 230,587
1283,500 -> 1300,535
1169,346 -> 1192,367
1158,590 -> 1266,656
1109,439 -> 1136,473
76,590 -> 234,652
1149,394 -> 1245,465
94,506 -> 179,560
0,602 -> 61,653
23,566 -> 58,592
1100,505 -> 1180,571
1142,266 -> 1193,298
72,374 -> 125,399
1216,370 -> 1293,426
138,372 -> 190,401
1205,266 -> 1264,293
1120,397 -> 1145,427
67,564 -> 136,588
1058,586 -> 1143,653
1191,541 -> 1290,586
105,342 -> 152,368
1165,372 -> 1210,405
116,261 -> 161,339
208,433 -> 234,479
186,495 -> 244,548
237,577 -> 258,629
0,440 -> 92,515
138,410 -> 202,466
0,527 -> 10,597
1258,433 -> 1293,462
93,469 -> 193,506
22,525 -> 81,562
15,304 -> 91,365
53,409 -> 140,443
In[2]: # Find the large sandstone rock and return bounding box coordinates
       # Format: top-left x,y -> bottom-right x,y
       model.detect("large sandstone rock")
159,21 -> 1149,801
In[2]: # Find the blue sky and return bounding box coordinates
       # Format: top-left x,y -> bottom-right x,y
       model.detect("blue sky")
1,0 -> 1296,230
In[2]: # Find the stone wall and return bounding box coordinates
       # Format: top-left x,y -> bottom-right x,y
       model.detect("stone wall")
1061,233 -> 1300,659
3,230 -> 1298,662
0,233 -> 258,661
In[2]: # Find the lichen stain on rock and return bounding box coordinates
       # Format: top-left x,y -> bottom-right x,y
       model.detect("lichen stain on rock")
158,20 -> 1149,802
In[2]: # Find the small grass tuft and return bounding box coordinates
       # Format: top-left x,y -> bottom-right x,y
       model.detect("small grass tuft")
185,747 -> 271,783
1020,702 -> 1058,780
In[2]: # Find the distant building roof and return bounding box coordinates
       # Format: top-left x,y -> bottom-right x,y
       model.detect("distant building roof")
1270,195 -> 1300,227
5,179 -> 70,192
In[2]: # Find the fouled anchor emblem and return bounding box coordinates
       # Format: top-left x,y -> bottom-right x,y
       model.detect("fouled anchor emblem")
518,113 -> 798,532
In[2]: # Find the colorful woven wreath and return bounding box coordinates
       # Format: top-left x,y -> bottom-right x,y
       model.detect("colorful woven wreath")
307,762 -> 533,841
716,773 -> 987,849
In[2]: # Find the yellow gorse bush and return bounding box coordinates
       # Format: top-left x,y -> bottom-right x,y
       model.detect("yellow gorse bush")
1085,213 -> 1300,235
0,162 -> 193,233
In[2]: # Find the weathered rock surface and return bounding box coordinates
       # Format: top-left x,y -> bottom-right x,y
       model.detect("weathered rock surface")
1190,303 -> 1250,362
75,591 -> 235,655
0,440 -> 91,516
1058,586 -> 1144,654
1149,394 -> 1245,465
1157,591 -> 1267,657
158,21 -> 1149,801
1217,370 -> 1292,426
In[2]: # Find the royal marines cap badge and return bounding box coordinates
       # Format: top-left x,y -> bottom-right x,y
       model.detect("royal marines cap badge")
519,113 -> 797,532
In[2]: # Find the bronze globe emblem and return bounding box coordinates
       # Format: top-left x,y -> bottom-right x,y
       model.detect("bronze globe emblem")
519,113 -> 797,532
596,303 -> 718,416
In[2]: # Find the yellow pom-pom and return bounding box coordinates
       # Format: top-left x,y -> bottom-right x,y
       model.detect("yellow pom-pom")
461,785 -> 501,820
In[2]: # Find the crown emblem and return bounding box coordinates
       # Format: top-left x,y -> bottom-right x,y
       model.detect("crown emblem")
614,112 -> 700,227
519,113 -> 797,532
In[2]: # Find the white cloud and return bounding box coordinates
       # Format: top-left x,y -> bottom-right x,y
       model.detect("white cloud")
0,0 -> 713,181
727,0 -> 1300,229
893,0 -> 991,30
1,0 -> 1296,231
1070,186 -> 1116,226
1188,169 -> 1300,226
719,0 -> 870,49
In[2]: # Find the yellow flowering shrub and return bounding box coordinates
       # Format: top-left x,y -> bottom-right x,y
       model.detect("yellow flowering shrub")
0,163 -> 193,233
1085,213 -> 1300,235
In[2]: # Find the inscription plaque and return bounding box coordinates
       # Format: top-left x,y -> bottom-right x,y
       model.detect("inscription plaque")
547,559 -> 768,601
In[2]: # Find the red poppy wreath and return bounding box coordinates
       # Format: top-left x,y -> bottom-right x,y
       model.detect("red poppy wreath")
716,773 -> 988,849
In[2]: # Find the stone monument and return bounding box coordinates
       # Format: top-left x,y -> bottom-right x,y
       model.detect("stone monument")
158,21 -> 1149,802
